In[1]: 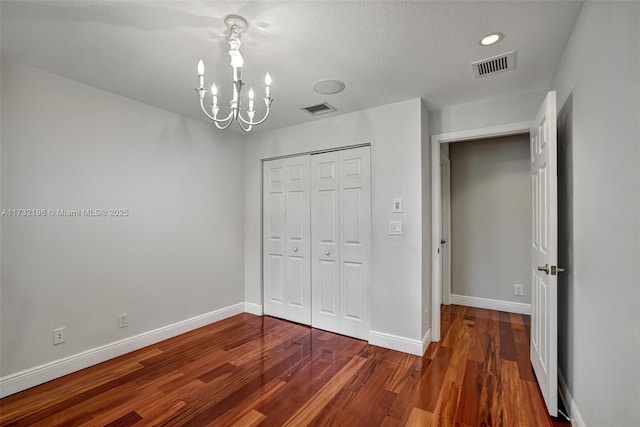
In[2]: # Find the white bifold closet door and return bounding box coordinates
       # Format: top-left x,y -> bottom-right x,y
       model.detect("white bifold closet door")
311,147 -> 371,340
262,146 -> 371,340
263,156 -> 311,325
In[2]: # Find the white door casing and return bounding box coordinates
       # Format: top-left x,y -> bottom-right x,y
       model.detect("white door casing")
311,147 -> 371,340
440,150 -> 451,306
431,121 -> 533,342
263,156 -> 311,325
530,91 -> 558,416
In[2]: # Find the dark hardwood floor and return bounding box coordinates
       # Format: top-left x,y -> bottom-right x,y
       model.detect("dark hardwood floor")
1,305 -> 566,426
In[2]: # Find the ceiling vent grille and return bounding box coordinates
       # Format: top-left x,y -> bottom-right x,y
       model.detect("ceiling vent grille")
301,102 -> 337,116
472,51 -> 517,78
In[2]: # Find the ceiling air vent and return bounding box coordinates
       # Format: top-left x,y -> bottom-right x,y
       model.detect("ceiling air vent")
471,51 -> 517,78
301,102 -> 337,116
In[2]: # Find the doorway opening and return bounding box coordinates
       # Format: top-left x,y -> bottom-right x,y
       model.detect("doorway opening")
431,121 -> 531,341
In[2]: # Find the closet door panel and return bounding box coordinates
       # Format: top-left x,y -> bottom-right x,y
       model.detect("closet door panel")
339,147 -> 371,340
284,158 -> 311,324
263,161 -> 287,318
263,156 -> 311,325
311,152 -> 340,332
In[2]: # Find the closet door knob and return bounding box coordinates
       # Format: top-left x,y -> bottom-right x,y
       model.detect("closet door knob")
325,250 -> 331,256
293,247 -> 298,253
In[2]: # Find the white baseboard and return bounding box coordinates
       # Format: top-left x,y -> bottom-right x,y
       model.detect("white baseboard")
0,303 -> 245,398
368,330 -> 423,356
559,370 -> 586,427
422,328 -> 432,355
244,302 -> 263,316
449,294 -> 531,315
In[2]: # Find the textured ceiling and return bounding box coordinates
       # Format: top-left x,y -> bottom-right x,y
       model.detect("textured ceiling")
1,1 -> 583,133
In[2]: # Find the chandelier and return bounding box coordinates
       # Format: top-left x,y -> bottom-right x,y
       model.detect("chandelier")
196,15 -> 273,132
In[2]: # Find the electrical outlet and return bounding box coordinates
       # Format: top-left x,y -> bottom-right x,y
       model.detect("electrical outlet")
53,327 -> 66,345
118,313 -> 128,328
514,284 -> 524,296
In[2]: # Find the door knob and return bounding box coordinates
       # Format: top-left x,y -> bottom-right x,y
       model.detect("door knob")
325,250 -> 331,256
441,240 -> 446,245
537,264 -> 550,274
293,247 -> 298,252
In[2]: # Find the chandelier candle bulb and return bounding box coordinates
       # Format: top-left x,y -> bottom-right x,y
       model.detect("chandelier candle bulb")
248,88 -> 254,111
265,72 -> 272,98
211,83 -> 218,109
197,60 -> 205,88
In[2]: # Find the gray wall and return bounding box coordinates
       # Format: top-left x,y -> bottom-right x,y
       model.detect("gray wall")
449,135 -> 531,304
0,60 -> 246,376
552,2 -> 640,425
244,99 -> 428,344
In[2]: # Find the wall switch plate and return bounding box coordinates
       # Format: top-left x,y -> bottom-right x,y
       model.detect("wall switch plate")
389,220 -> 403,235
393,198 -> 402,213
53,327 -> 66,345
118,313 -> 128,328
514,284 -> 524,296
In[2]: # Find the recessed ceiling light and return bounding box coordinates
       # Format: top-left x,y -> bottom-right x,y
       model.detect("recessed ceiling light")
314,80 -> 346,95
480,32 -> 504,46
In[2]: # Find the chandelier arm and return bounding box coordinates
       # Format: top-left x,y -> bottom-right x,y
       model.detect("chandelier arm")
215,119 -> 235,130
238,120 -> 253,132
237,103 -> 272,126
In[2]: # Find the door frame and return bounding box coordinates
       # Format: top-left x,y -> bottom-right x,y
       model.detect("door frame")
430,121 -> 531,341
440,149 -> 451,306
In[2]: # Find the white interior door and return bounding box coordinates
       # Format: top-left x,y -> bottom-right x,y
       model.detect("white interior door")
263,156 -> 311,325
440,151 -> 451,306
530,91 -> 558,416
311,146 -> 371,340
311,151 -> 341,333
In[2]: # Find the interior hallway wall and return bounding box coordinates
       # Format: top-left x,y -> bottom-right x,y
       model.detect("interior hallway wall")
449,134 -> 531,304
552,2 -> 640,425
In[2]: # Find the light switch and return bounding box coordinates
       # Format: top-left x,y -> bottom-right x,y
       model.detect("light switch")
389,220 -> 403,235
393,198 -> 402,213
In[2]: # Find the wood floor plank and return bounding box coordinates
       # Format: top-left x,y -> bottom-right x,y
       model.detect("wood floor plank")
229,409 -> 266,427
383,359 -> 429,425
500,359 -> 529,427
415,345 -> 452,412
281,355 -> 367,426
1,309 -> 563,427
432,380 -> 461,426
404,406 -> 434,426
314,358 -> 397,426
455,359 -> 482,426
207,378 -> 287,426
133,400 -> 187,426
499,317 -> 518,361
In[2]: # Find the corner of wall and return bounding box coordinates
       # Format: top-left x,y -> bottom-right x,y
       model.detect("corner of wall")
420,100 -> 432,336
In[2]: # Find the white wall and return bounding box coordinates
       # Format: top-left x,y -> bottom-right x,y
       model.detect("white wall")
429,89 -> 547,135
0,60 -> 245,377
449,135 -> 531,304
552,2 -> 640,426
420,100 -> 432,343
244,99 -> 426,344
